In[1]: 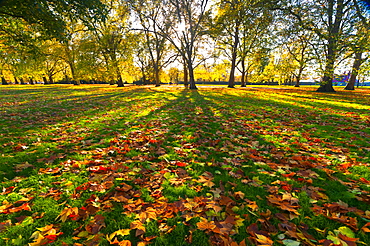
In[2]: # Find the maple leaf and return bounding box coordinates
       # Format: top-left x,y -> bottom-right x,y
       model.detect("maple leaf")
169,177 -> 184,186
197,217 -> 216,231
130,220 -> 146,236
245,199 -> 259,211
234,191 -> 245,199
137,208 -> 157,223
173,161 -> 187,167
202,179 -> 215,188
361,222 -> 370,233
57,207 -> 79,222
7,202 -> 32,214
255,233 -> 273,245
107,229 -> 131,243
29,224 -> 63,246
210,188 -> 222,198
29,232 -> 45,246
206,203 -> 223,213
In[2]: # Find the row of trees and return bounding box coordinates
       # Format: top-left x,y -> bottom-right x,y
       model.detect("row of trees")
0,0 -> 369,91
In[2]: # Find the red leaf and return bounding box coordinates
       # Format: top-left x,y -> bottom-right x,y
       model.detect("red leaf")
175,161 -> 187,167
359,177 -> 370,184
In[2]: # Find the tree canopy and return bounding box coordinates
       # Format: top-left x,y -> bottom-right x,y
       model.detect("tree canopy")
0,0 -> 106,39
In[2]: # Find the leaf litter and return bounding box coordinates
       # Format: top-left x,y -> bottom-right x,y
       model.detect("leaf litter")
0,85 -> 369,245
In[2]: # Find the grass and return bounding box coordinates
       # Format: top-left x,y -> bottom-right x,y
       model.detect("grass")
0,84 -> 370,246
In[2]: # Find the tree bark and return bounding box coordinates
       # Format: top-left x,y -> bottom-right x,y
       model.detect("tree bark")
29,78 -> 34,85
344,52 -> 362,90
20,78 -> 25,85
14,77 -> 19,84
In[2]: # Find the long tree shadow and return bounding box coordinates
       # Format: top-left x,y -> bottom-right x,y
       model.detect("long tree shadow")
0,86 -> 181,181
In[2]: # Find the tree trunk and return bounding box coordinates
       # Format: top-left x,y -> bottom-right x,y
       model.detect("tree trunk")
20,78 -> 25,85
117,75 -> 124,87
43,77 -> 49,85
295,67 -> 304,87
1,77 -> 8,85
317,43 -> 336,92
240,59 -> 246,87
241,71 -> 246,87
155,65 -> 161,87
344,52 -> 362,90
228,25 -> 240,89
29,78 -> 34,85
48,75 -> 54,84
183,62 -> 189,89
294,78 -> 300,87
14,77 -> 19,84
188,63 -> 197,90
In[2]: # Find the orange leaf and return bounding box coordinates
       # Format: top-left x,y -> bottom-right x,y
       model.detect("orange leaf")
196,217 -> 216,231
361,222 -> 370,233
255,233 -> 273,245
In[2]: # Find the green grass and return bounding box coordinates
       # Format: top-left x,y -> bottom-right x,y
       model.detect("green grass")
0,84 -> 369,245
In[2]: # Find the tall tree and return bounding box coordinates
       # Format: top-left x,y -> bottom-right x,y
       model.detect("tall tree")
129,0 -> 177,87
280,26 -> 315,87
156,0 -> 211,89
280,0 -> 366,92
91,0 -> 134,86
344,21 -> 370,90
214,0 -> 273,88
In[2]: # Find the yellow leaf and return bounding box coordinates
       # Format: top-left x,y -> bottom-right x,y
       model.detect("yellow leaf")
115,229 -> 130,236
29,234 -> 45,246
77,231 -> 89,238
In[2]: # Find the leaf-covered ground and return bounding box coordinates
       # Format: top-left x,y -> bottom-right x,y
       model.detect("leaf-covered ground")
0,85 -> 370,246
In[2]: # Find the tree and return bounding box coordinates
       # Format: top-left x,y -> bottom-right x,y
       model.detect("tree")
214,0 -> 271,88
344,22 -> 370,90
280,0 -> 366,92
90,0 -> 135,87
129,0 -> 177,87
134,38 -> 153,85
156,0 -> 211,89
39,39 -> 66,84
237,10 -> 272,87
280,26 -> 315,87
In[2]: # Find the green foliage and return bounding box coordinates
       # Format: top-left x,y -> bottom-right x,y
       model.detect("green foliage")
0,0 -> 106,39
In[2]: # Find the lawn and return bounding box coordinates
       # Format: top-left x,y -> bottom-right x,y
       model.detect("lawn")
0,84 -> 369,246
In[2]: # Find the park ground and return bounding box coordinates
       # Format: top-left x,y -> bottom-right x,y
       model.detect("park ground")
0,84 -> 370,246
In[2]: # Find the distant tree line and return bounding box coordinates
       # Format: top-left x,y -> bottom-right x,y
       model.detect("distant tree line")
0,0 -> 369,91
